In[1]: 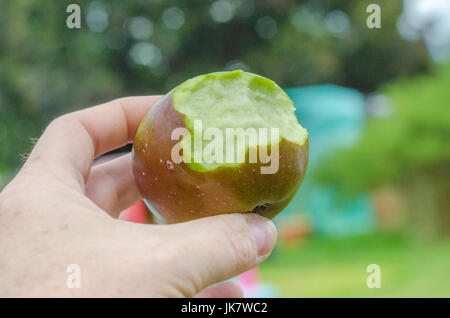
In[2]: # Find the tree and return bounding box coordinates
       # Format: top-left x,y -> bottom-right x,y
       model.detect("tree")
314,63 -> 450,239
0,0 -> 431,183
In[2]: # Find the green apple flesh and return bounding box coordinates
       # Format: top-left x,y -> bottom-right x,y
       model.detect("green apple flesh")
133,70 -> 308,223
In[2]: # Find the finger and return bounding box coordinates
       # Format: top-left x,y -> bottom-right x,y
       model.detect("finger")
194,282 -> 243,298
26,96 -> 161,191
85,153 -> 140,217
159,213 -> 277,296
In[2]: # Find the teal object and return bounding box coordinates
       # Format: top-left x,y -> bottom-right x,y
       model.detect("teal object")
281,85 -> 374,236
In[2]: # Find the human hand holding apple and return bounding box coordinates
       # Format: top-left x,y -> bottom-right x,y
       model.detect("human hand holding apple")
0,71 -> 307,297
0,95 -> 277,297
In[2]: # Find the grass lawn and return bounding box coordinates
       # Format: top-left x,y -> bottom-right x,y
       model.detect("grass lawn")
259,234 -> 450,297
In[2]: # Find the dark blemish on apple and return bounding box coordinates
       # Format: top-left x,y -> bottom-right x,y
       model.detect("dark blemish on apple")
248,204 -> 269,213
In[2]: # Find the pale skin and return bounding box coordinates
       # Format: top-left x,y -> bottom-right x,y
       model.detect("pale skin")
0,96 -> 277,297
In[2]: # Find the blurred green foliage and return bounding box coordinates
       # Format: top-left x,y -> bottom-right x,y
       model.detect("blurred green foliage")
0,0 -> 430,182
261,234 -> 450,297
315,63 -> 450,193
314,63 -> 450,238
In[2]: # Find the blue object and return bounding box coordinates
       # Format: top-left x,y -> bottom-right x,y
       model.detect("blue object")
281,85 -> 375,236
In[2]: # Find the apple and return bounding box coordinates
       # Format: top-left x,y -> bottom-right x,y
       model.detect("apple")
133,70 -> 308,223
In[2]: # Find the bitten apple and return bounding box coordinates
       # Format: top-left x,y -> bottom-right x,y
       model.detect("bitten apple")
133,70 -> 308,223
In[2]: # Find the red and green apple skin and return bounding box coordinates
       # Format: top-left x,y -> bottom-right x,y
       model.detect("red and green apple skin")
132,92 -> 309,224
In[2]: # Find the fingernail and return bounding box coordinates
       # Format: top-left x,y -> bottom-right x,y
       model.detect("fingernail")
247,215 -> 277,257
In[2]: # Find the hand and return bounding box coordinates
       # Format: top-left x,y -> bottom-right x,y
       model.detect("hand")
0,96 -> 277,297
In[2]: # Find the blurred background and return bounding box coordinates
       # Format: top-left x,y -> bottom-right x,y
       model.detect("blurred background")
1,0 -> 449,297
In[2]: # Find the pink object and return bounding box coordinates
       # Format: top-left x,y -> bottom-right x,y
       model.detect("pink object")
239,267 -> 259,294
237,267 -> 279,298
120,201 -> 149,224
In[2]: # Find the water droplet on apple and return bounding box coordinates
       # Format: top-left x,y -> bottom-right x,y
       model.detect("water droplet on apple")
154,176 -> 158,182
195,185 -> 200,190
166,160 -> 174,170
141,172 -> 146,176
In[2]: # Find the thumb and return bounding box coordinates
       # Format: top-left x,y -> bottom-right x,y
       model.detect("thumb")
160,213 -> 277,295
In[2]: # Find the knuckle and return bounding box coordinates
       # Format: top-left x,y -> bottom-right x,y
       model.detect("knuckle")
48,114 -> 75,128
45,114 -> 81,139
113,97 -> 127,106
